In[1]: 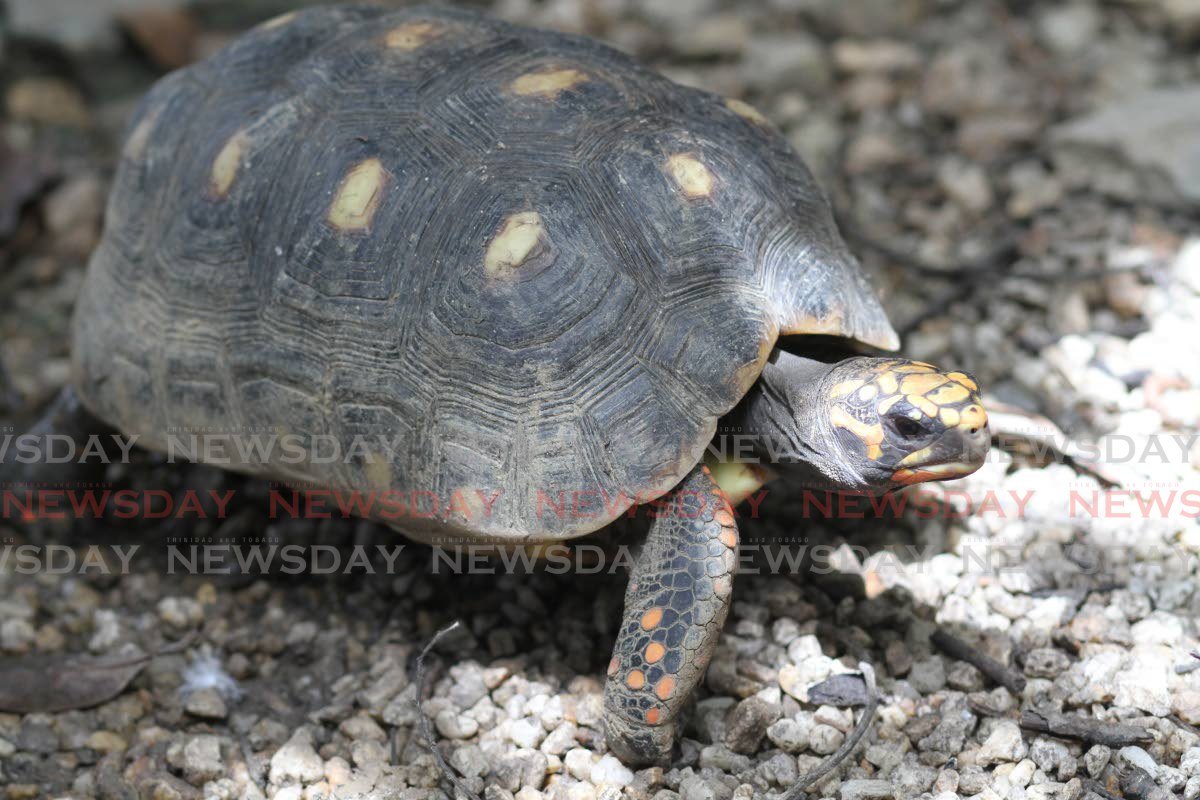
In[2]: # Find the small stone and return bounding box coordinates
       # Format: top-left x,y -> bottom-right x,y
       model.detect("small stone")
809,724 -> 845,755
938,159 -> 994,214
184,687 -> 228,720
885,640 -> 913,676
269,730 -> 325,785
978,721 -> 1028,766
435,710 -> 480,740
908,657 -> 947,694
591,754 -> 634,788
158,596 -> 203,629
1118,745 -> 1158,775
840,780 -> 895,800
5,77 -> 91,126
179,734 -> 225,786
1084,744 -> 1112,778
766,717 -> 811,753
723,696 -> 780,754
1023,648 -> 1071,679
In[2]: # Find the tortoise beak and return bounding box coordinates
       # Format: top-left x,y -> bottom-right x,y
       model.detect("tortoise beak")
892,422 -> 990,485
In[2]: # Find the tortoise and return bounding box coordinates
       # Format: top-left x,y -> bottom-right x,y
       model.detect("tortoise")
4,4 -> 991,766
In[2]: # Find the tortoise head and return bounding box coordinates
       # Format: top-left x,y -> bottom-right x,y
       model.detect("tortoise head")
818,357 -> 990,491
735,352 -> 989,493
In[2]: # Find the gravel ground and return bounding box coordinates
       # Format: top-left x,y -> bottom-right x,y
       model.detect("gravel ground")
2,0 -> 1200,799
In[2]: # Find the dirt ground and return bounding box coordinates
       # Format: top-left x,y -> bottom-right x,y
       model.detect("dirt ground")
1,0 -> 1199,799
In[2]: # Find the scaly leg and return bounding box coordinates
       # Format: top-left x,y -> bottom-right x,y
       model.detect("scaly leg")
603,465 -> 738,766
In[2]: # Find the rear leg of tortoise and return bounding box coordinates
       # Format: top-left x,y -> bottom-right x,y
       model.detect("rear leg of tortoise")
0,386 -> 113,489
603,464 -> 738,766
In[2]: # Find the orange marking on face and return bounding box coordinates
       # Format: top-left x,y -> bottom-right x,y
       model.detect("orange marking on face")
908,394 -> 939,418
645,643 -> 666,663
960,404 -> 988,430
900,373 -> 948,396
876,394 -> 902,415
627,669 -> 646,689
719,528 -> 738,548
645,708 -> 661,724
947,372 -> 978,391
640,608 -> 663,630
655,676 -> 676,700
829,406 -> 885,450
831,379 -> 865,398
927,383 -> 970,405
607,657 -> 619,676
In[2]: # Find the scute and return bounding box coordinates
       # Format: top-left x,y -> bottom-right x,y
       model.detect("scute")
72,5 -> 898,543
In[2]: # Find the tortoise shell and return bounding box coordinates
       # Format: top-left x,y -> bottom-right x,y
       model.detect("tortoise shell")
72,4 -> 898,542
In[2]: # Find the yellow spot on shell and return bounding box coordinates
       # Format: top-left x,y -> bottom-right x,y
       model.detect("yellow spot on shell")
328,158 -> 390,232
666,153 -> 715,199
385,21 -> 439,50
725,98 -> 768,125
510,67 -> 589,98
645,643 -> 666,663
626,669 -> 646,689
124,110 -> 158,161
210,130 -> 249,198
640,608 -> 663,630
831,379 -> 865,398
899,373 -> 947,396
780,309 -> 846,338
948,372 -> 978,391
928,382 -> 970,405
484,211 -> 545,277
259,11 -> 296,30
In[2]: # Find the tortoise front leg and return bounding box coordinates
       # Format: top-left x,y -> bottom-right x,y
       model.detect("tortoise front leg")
603,464 -> 738,766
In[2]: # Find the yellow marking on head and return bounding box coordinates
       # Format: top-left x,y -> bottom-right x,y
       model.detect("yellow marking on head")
948,372 -> 978,391
210,130 -> 249,198
939,407 -> 960,427
898,445 -> 934,467
259,11 -> 297,30
830,406 -> 885,451
927,382 -> 969,405
893,363 -> 936,374
385,21 -> 439,50
645,708 -> 661,724
328,158 -> 389,232
876,394 -> 902,415
626,670 -> 646,689
655,676 -> 676,700
877,373 -> 898,395
645,643 -> 666,663
640,608 -> 663,630
831,379 -> 865,398
899,373 -> 947,395
866,443 -> 882,461
857,384 -> 878,401
484,211 -> 545,277
908,394 -> 939,418
960,404 -> 988,431
124,110 -> 158,161
725,98 -> 768,125
666,153 -> 715,199
510,67 -> 589,98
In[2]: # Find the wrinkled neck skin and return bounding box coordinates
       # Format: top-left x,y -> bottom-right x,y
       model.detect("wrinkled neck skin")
723,351 -> 864,491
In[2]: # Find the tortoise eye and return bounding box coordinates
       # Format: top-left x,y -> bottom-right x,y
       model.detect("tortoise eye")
891,416 -> 927,439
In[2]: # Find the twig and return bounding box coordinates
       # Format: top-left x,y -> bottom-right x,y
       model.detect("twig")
931,629 -> 1027,695
1020,710 -> 1152,749
780,663 -> 879,800
1081,778 -> 1124,800
415,621 -> 481,800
